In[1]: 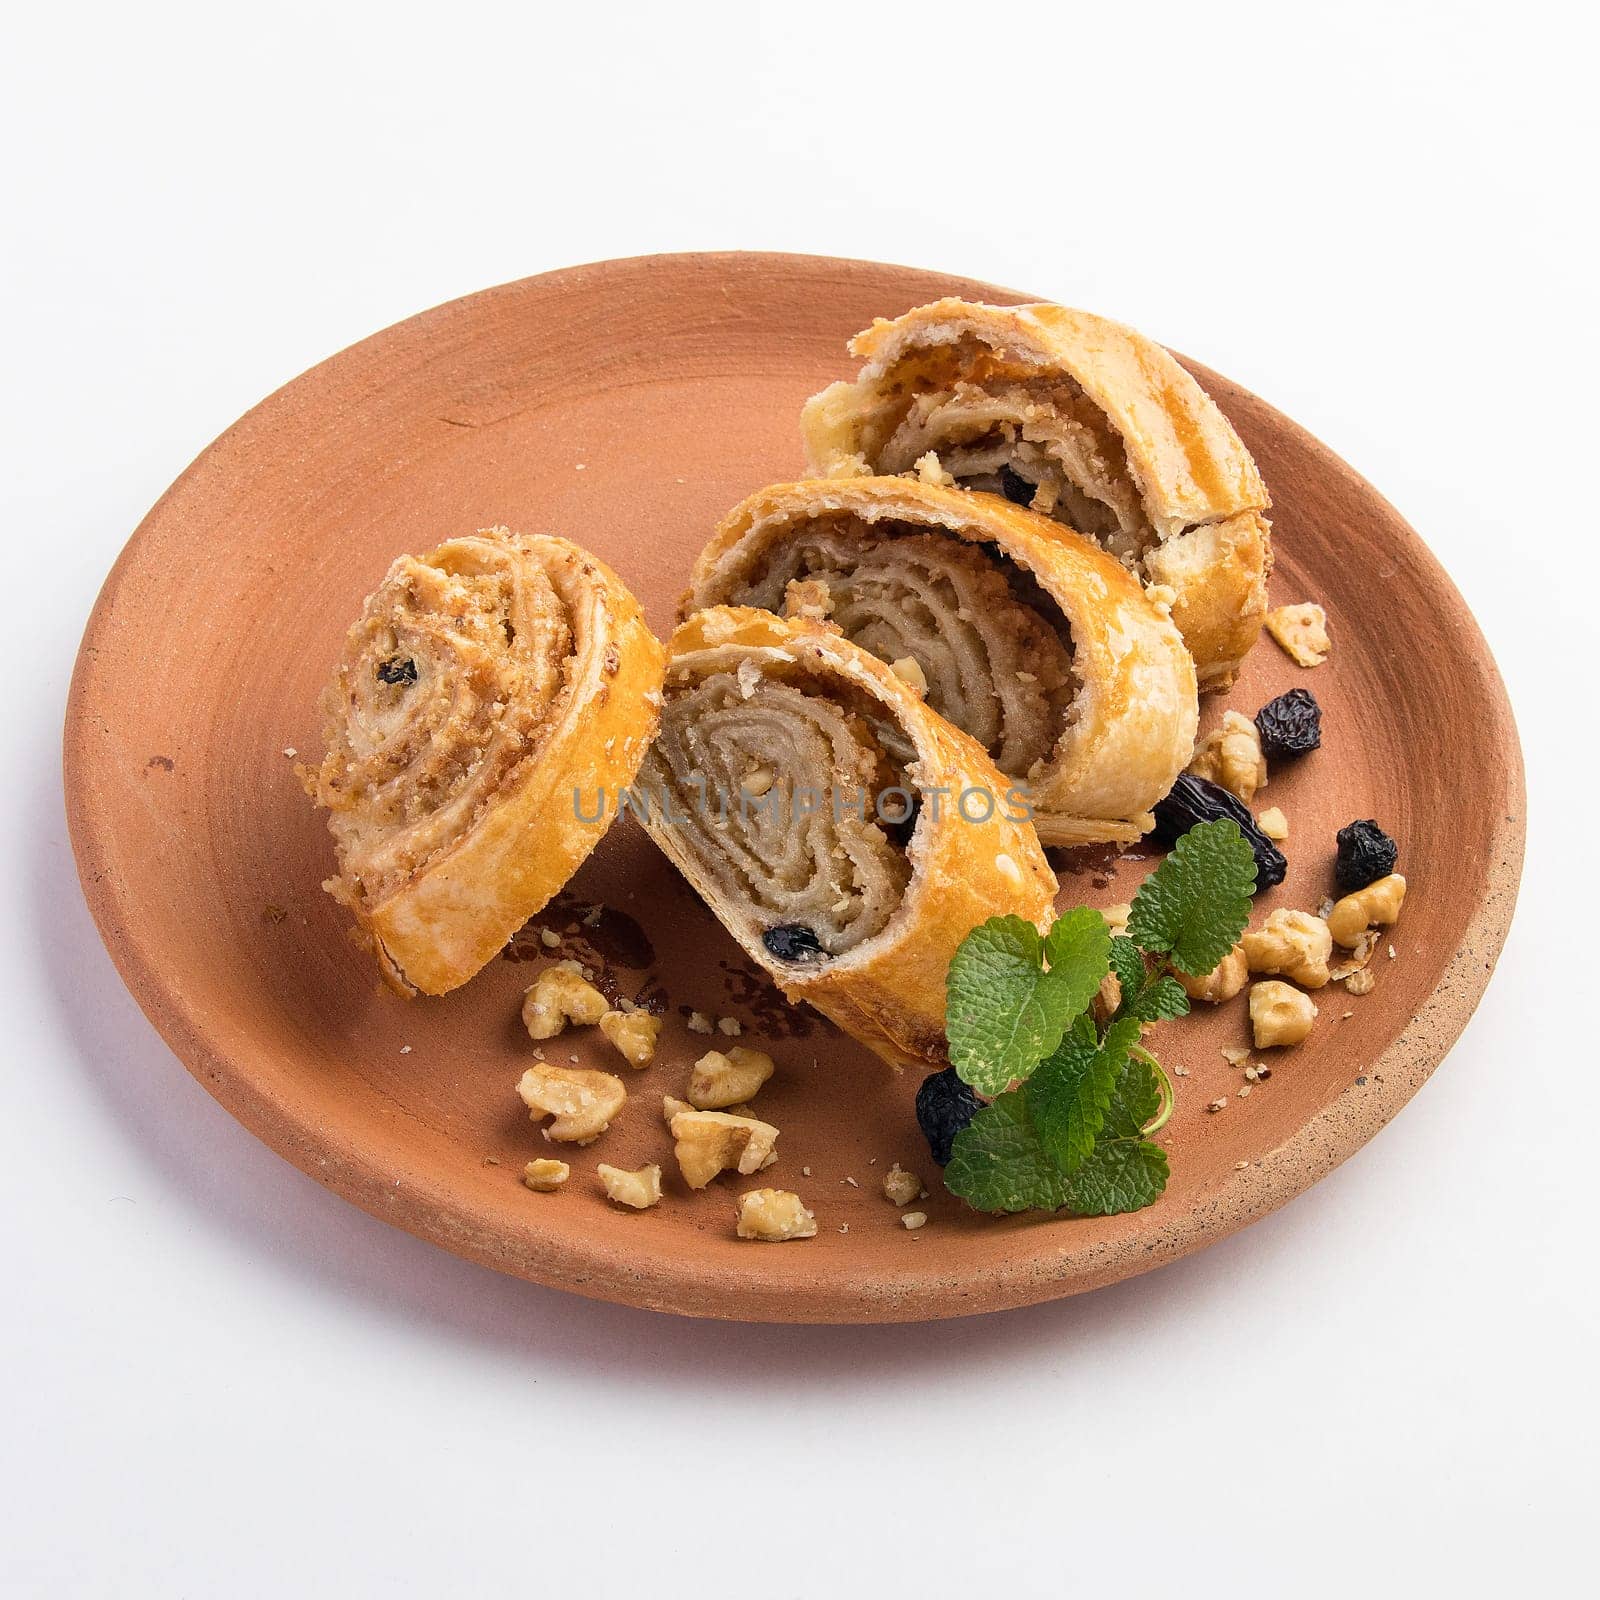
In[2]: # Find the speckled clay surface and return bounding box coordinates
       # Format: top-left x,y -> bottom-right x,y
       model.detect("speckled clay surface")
63,253 -> 1525,1322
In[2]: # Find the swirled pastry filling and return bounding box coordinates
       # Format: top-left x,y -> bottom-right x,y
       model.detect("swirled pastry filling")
849,339 -> 1162,570
713,517 -> 1079,784
311,532 -> 575,910
642,666 -> 913,958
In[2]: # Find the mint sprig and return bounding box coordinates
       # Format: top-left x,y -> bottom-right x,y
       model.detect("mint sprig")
940,819 -> 1257,1218
1127,818 -> 1256,977
945,909 -> 1110,1095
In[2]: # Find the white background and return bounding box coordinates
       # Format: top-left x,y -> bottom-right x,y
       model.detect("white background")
3,2 -> 1592,1595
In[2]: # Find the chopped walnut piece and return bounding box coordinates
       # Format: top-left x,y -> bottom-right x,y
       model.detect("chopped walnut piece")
735,1189 -> 817,1241
783,577 -> 834,621
662,1094 -> 692,1123
1242,909 -> 1333,989
688,1046 -> 775,1109
517,1062 -> 626,1144
1328,929 -> 1381,982
1257,806 -> 1289,841
598,1008 -> 661,1068
687,1011 -> 714,1034
1187,710 -> 1267,803
716,1016 -> 742,1037
1249,981 -> 1318,1048
597,1162 -> 663,1210
1265,602 -> 1331,667
1344,968 -> 1376,996
521,961 -> 609,1041
670,1109 -> 780,1189
881,1164 -> 924,1207
1327,874 -> 1407,948
522,1158 -> 570,1192
901,1211 -> 929,1231
889,655 -> 929,695
1101,903 -> 1132,937
1177,943 -> 1249,1003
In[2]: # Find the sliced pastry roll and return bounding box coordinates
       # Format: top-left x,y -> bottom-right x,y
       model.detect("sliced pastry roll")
683,477 -> 1198,847
802,298 -> 1273,688
636,606 -> 1058,1070
307,526 -> 665,996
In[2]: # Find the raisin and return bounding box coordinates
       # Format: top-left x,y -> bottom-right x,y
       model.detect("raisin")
997,464 -> 1035,507
377,656 -> 418,686
1148,773 -> 1287,892
915,1068 -> 983,1166
1254,688 -> 1322,760
1335,820 -> 1398,894
762,923 -> 827,963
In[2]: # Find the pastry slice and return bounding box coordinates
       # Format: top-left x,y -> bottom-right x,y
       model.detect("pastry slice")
636,606 -> 1058,1069
307,526 -> 665,995
802,298 -> 1272,688
683,477 -> 1198,848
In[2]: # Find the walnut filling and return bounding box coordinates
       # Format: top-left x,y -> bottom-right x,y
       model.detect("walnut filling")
639,666 -> 912,957
720,516 -> 1079,782
852,341 -> 1161,570
309,528 -> 577,912
825,336 -> 1238,586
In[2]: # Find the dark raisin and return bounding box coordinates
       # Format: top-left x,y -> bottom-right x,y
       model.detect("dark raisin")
377,656 -> 418,686
1254,688 -> 1322,760
997,464 -> 1035,507
1335,820 -> 1398,894
762,923 -> 827,963
915,1068 -> 983,1166
1148,773 -> 1287,892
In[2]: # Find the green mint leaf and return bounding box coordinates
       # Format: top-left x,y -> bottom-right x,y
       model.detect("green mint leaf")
1127,818 -> 1256,977
1122,974 -> 1191,1024
945,912 -> 1109,1095
1060,1137 -> 1170,1215
1060,1053 -> 1170,1215
1106,934 -> 1147,999
1026,1015 -> 1143,1175
1102,1051 -> 1166,1138
943,1092 -> 1072,1213
1106,936 -> 1191,1024
1042,906 -> 1114,1018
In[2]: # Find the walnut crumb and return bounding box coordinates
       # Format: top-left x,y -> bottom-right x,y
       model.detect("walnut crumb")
522,1158 -> 570,1192
687,1011 -> 714,1034
688,1046 -> 775,1109
881,1164 -> 923,1207
716,1016 -> 742,1037
598,1008 -> 662,1068
522,961 -> 609,1040
735,1189 -> 817,1241
1257,806 -> 1289,841
597,1163 -> 662,1210
1265,602 -> 1331,667
889,655 -> 929,695
1207,1098 -> 1228,1113
901,1212 -> 928,1231
517,1062 -> 626,1144
671,1109 -> 780,1188
539,928 -> 562,948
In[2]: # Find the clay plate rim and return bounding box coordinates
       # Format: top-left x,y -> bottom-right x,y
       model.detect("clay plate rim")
63,252 -> 1526,1322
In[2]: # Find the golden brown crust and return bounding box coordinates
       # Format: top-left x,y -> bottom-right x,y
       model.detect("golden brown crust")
640,606 -> 1058,1069
683,477 -> 1197,846
800,298 -> 1273,688
309,529 -> 665,996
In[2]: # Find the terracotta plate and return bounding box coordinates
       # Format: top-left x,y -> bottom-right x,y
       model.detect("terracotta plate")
64,253 -> 1524,1322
